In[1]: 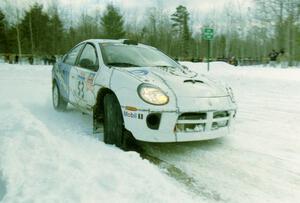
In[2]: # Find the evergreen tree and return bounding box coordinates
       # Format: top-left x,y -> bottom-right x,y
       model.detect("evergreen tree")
0,9 -> 7,53
77,13 -> 101,40
4,26 -> 18,54
171,5 -> 191,58
49,8 -> 64,54
66,26 -> 77,50
101,4 -> 125,39
20,3 -> 51,54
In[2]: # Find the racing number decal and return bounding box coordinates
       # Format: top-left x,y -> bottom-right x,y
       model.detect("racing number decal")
77,80 -> 84,99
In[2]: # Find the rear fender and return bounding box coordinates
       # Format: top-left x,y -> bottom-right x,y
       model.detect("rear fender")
52,62 -> 72,100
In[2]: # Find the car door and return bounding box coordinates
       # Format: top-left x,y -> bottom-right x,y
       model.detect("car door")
73,43 -> 99,109
61,43 -> 85,104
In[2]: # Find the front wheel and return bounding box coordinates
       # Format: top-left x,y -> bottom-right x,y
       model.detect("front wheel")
103,94 -> 135,150
52,82 -> 67,111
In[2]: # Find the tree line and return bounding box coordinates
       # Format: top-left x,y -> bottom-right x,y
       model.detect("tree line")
0,1 -> 299,65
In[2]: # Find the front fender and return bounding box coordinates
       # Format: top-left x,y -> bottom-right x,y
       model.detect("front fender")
109,69 -> 177,111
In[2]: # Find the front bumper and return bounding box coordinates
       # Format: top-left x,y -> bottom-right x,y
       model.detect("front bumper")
122,105 -> 236,143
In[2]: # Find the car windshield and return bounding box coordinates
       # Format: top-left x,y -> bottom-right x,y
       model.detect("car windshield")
100,43 -> 182,69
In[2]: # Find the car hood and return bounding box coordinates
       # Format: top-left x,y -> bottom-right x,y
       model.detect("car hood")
118,66 -> 229,98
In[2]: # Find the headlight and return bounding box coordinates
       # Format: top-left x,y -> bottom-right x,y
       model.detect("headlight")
227,87 -> 235,103
138,84 -> 169,105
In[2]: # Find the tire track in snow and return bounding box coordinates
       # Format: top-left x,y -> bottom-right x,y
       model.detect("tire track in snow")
137,149 -> 229,202
92,130 -> 227,201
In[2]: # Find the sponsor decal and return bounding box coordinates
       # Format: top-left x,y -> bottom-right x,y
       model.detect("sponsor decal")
129,69 -> 149,76
77,80 -> 84,99
124,111 -> 143,119
138,113 -> 143,119
157,66 -> 181,76
78,72 -> 86,81
87,73 -> 95,91
125,106 -> 138,111
78,75 -> 85,81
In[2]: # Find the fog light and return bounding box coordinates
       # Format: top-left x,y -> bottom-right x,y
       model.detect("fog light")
146,113 -> 161,130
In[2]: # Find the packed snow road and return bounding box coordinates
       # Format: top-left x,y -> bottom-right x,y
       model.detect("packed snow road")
0,62 -> 300,203
142,62 -> 300,203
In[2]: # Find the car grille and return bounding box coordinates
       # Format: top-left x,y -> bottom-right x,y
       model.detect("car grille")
175,111 -> 231,132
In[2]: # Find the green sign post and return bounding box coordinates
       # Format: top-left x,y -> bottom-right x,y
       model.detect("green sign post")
202,28 -> 214,71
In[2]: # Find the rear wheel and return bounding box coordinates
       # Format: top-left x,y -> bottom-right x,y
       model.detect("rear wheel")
103,94 -> 135,150
52,82 -> 67,111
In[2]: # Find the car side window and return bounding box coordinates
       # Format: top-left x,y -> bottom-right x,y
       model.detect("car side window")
78,44 -> 99,71
64,44 -> 84,65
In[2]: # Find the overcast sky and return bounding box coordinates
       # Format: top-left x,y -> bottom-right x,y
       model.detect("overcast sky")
1,0 -> 254,27
54,0 -> 254,13
2,0 -> 253,13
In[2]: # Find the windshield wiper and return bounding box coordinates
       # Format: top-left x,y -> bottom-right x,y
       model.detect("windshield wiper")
151,65 -> 177,69
107,62 -> 140,67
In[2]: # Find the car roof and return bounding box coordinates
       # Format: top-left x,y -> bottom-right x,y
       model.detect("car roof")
80,39 -> 157,50
83,39 -> 126,44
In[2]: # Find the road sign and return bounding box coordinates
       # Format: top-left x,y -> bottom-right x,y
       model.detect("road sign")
201,28 -> 214,72
202,28 -> 214,40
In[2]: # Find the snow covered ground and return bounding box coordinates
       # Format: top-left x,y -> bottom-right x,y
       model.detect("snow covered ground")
0,62 -> 300,203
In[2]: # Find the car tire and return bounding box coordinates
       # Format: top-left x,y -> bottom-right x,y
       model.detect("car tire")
103,94 -> 135,150
52,81 -> 67,111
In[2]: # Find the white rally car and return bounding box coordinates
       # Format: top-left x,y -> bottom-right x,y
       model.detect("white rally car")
52,39 -> 237,149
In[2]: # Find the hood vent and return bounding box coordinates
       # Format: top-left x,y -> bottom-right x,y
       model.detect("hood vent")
183,79 -> 204,84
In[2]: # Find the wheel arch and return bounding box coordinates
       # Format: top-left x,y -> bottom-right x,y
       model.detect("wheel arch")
93,87 -> 120,121
94,87 -> 137,149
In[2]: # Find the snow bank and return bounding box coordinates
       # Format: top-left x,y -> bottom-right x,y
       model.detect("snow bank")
182,61 -> 300,82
